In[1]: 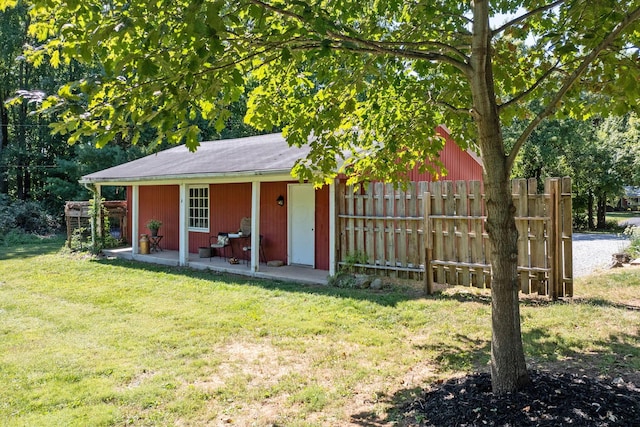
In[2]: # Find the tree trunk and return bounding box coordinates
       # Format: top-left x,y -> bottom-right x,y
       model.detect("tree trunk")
0,87 -> 8,194
471,0 -> 529,394
587,191 -> 595,230
596,195 -> 607,229
16,59 -> 30,200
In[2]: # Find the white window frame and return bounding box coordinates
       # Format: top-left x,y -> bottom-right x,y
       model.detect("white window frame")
188,185 -> 209,232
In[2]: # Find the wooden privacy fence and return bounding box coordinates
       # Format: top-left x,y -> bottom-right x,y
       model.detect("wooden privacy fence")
336,177 -> 573,297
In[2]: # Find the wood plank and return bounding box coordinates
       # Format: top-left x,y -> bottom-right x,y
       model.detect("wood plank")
548,178 -> 560,300
408,183 -> 419,269
423,191 -> 433,294
514,179 -> 530,293
469,180 -> 485,287
365,184 -> 375,267
397,186 -> 407,271
337,181 -> 347,266
456,181 -> 471,286
417,181 -> 429,273
386,183 -> 397,276
356,185 -> 365,260
375,182 -> 385,267
431,182 -> 445,284
442,181 -> 456,285
346,184 -> 355,268
527,178 -> 545,295
562,176 -> 573,296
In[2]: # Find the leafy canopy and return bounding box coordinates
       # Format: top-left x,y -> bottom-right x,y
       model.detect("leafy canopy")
2,0 -> 638,184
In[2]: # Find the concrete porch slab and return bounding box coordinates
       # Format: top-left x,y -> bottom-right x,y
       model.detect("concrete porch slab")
102,247 -> 329,285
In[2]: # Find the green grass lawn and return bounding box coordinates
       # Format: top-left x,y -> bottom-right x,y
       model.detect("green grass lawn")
1,237 -> 639,426
607,210 -> 640,226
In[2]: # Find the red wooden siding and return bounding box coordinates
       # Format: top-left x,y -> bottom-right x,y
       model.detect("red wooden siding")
406,126 -> 483,182
138,185 -> 180,250
314,186 -> 330,270
122,182 -> 331,271
259,182 -> 289,263
188,183 -> 252,253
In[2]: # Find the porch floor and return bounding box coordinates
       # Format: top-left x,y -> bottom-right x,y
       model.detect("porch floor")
102,247 -> 329,285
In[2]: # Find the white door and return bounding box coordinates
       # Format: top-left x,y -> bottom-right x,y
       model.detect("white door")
288,184 -> 315,266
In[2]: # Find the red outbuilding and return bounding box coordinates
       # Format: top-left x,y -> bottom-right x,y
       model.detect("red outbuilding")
80,128 -> 483,278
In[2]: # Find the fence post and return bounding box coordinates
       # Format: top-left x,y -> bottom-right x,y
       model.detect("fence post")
562,177 -> 573,297
548,179 -> 561,300
423,192 -> 433,294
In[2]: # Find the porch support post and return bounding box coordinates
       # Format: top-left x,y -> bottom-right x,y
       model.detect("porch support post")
95,184 -> 102,240
329,181 -> 336,276
132,185 -> 139,254
250,180 -> 261,272
179,184 -> 189,266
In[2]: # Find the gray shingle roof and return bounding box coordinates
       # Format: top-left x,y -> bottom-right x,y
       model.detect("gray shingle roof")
81,133 -> 311,184
624,186 -> 640,198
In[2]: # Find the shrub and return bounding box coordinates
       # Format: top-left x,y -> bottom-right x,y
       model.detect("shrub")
572,212 -> 589,230
623,226 -> 640,258
0,195 -> 60,243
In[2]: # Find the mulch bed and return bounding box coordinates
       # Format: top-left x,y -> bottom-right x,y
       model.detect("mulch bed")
400,370 -> 640,426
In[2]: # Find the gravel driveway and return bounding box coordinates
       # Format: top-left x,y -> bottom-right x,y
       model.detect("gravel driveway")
573,232 -> 629,277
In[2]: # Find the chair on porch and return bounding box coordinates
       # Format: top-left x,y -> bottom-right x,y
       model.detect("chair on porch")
242,235 -> 267,265
239,217 -> 251,236
209,232 -> 231,260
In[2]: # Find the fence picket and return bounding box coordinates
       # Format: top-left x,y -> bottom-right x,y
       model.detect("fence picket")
562,177 -> 573,296
442,181 -> 456,284
407,184 -> 419,277
456,181 -> 470,286
386,183 -> 397,276
375,182 -> 385,267
513,179 -> 530,293
365,184 -> 375,267
469,181 -> 486,287
528,178 -> 546,295
397,186 -> 407,273
431,182 -> 445,284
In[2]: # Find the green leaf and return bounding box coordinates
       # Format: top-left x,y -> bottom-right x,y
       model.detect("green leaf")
0,0 -> 17,11
139,58 -> 159,78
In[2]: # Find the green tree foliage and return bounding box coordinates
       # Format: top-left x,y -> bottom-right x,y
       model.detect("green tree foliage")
0,3 -> 90,211
507,111 -> 640,229
3,0 -> 639,394
0,4 -> 264,216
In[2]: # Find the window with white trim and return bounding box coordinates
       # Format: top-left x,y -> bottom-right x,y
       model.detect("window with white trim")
188,185 -> 209,232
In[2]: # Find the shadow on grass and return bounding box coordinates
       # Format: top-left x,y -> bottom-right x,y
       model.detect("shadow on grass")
0,237 -> 66,260
93,256 -> 423,307
92,255 -> 640,311
348,328 -> 640,426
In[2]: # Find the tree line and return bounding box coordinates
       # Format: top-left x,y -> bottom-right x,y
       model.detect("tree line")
0,4 -> 260,221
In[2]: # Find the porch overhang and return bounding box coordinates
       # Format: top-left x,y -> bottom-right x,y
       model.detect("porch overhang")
79,170 -> 299,187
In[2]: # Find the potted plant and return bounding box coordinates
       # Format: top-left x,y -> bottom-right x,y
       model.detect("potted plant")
146,219 -> 162,237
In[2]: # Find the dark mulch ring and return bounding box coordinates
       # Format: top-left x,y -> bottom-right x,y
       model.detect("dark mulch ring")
400,370 -> 640,426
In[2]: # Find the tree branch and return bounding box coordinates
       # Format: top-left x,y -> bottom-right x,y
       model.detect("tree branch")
498,61 -> 560,110
248,0 -> 472,73
506,6 -> 640,171
492,0 -> 566,36
368,40 -> 469,62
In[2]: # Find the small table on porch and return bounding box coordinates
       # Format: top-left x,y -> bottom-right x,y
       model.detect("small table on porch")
149,235 -> 163,252
227,233 -> 249,260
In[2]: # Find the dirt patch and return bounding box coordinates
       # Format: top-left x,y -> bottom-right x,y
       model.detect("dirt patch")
399,370 -> 640,426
